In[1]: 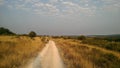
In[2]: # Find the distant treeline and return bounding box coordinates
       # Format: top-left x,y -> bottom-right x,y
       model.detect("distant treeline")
53,35 -> 120,52
82,38 -> 120,52
53,34 -> 120,42
52,35 -> 86,40
1,27 -> 120,42
0,27 -> 16,35
0,27 -> 37,38
88,34 -> 120,42
91,36 -> 120,42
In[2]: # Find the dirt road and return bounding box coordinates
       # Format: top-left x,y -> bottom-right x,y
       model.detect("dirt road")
24,40 -> 64,68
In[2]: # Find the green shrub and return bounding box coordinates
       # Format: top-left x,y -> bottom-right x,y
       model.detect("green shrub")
0,27 -> 15,35
82,39 -> 120,52
77,35 -> 86,40
28,31 -> 36,38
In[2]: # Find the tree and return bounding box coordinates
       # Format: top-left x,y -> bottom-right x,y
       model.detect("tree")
78,35 -> 86,40
0,27 -> 15,35
29,31 -> 36,38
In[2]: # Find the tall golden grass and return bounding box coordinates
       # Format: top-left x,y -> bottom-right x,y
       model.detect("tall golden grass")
0,36 -> 44,68
54,38 -> 120,68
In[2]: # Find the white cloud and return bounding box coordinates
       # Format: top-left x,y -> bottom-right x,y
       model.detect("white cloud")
24,0 -> 34,3
63,2 -> 75,6
49,0 -> 58,3
8,5 -> 13,9
62,1 -> 95,16
2,0 -> 120,16
13,4 -> 30,11
102,5 -> 120,12
33,1 -> 96,16
45,4 -> 59,13
0,0 -> 4,5
34,2 -> 44,7
101,0 -> 120,7
114,3 -> 120,7
100,0 -> 120,12
33,3 -> 59,15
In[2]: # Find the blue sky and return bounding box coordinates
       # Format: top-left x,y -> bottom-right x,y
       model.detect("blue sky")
0,0 -> 120,35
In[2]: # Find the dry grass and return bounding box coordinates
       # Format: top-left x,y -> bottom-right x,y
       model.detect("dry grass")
80,44 -> 120,59
54,38 -> 120,68
54,38 -> 95,68
0,36 -> 44,68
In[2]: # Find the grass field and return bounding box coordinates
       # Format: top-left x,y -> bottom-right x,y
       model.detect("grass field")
0,36 -> 44,68
54,38 -> 120,68
0,35 -> 120,68
82,38 -> 120,52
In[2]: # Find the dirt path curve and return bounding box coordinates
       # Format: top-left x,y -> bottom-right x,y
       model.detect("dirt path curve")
24,40 -> 64,68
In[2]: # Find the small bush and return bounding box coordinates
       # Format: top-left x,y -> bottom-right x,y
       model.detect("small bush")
28,31 -> 36,38
0,27 -> 15,35
82,39 -> 120,52
77,35 -> 86,40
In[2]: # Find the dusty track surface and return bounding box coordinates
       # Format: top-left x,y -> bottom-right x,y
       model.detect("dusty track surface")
24,40 -> 64,68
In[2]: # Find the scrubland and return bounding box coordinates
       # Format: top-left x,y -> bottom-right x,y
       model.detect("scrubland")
82,38 -> 120,52
0,34 -> 120,68
0,36 -> 44,68
54,38 -> 120,68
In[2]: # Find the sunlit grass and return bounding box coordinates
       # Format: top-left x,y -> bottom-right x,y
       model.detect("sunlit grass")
54,38 -> 120,68
82,38 -> 120,52
0,36 -> 44,68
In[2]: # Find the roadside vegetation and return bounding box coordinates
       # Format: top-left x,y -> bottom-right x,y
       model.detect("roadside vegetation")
0,27 -> 45,68
1,27 -> 120,68
29,31 -> 37,38
0,27 -> 15,35
55,35 -> 120,52
54,38 -> 120,68
81,37 -> 120,52
0,36 -> 44,68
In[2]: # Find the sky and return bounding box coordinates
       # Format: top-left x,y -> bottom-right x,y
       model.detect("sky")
0,0 -> 120,35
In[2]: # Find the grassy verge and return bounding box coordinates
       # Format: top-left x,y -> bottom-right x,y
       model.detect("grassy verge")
54,38 -> 120,68
82,38 -> 120,52
0,36 -> 44,68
